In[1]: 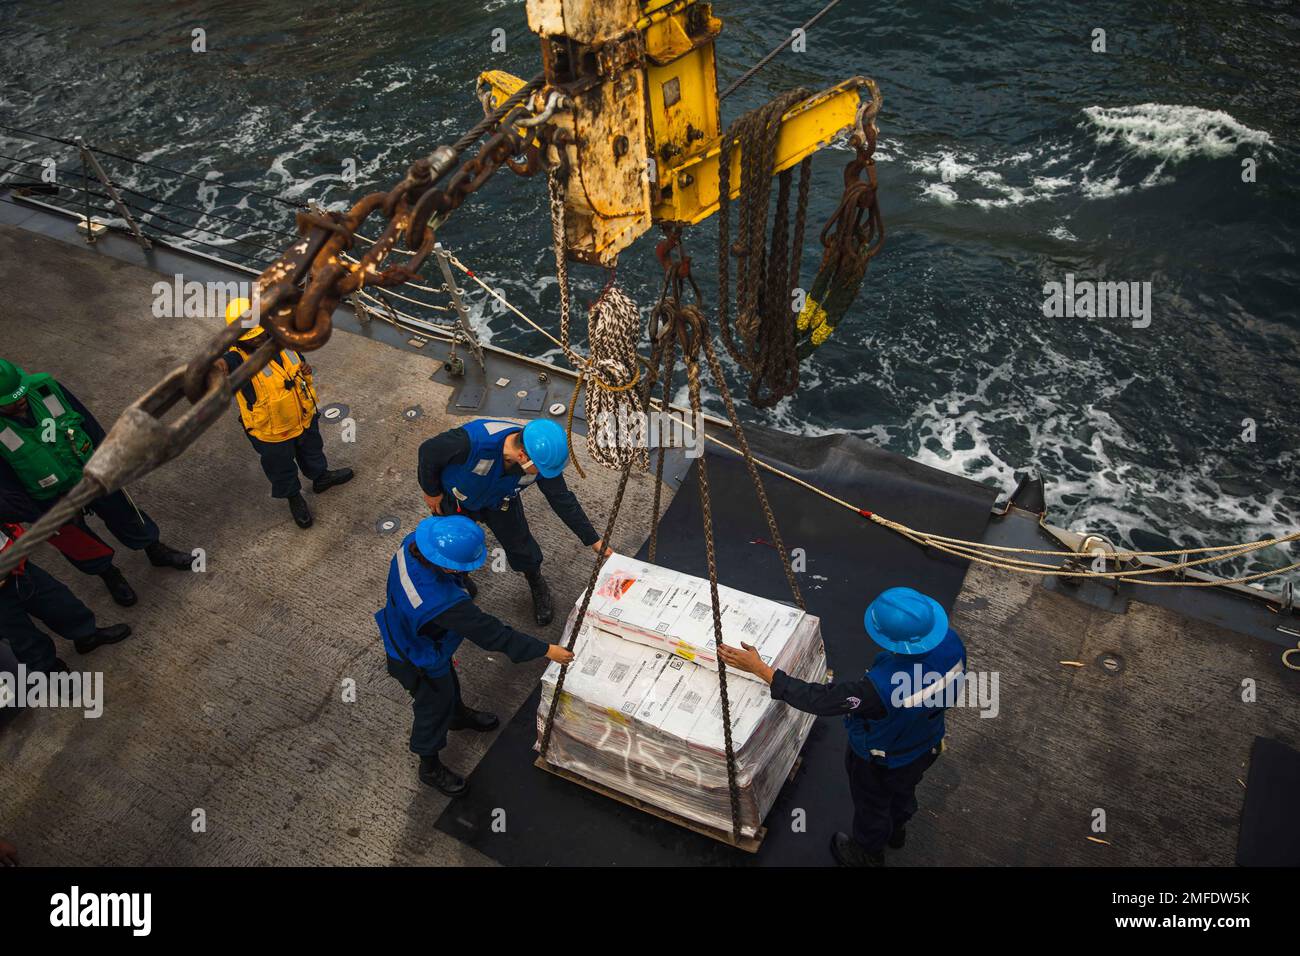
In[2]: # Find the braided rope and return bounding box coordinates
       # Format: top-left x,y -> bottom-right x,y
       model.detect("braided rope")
439,251 -> 1300,592
717,89 -> 813,408
585,284 -> 648,472
547,166 -> 647,473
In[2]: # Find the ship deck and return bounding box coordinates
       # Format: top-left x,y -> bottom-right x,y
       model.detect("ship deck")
2,214 -> 1298,866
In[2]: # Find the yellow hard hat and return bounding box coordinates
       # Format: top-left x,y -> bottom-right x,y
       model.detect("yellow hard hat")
224,297 -> 265,342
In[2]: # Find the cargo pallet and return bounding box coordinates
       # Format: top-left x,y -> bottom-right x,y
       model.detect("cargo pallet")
533,755 -> 804,854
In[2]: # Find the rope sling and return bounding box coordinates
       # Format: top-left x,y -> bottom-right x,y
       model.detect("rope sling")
546,167 -> 647,475
536,164 -> 808,839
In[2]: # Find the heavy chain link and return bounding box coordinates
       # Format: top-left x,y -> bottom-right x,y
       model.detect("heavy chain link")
0,101 -> 544,578
796,78 -> 885,358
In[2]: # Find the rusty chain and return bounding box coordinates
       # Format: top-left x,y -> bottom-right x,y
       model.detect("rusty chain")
795,78 -> 884,358
0,95 -> 548,578
635,231 -> 810,841
716,88 -> 813,410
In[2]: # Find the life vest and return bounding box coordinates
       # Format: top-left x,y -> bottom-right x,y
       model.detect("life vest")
846,628 -> 967,768
439,419 -> 537,513
1,521 -> 27,580
229,348 -> 318,442
0,373 -> 95,501
374,530 -> 472,677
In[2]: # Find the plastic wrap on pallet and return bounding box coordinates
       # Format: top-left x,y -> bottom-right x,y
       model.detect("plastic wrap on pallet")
580,553 -> 809,679
537,556 -> 826,838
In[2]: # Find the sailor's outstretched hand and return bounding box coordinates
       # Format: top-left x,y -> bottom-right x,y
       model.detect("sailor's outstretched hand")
591,539 -> 614,557
545,644 -> 575,664
718,642 -> 774,683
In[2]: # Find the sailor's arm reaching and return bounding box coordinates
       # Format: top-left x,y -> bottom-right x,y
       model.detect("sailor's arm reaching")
718,642 -> 887,718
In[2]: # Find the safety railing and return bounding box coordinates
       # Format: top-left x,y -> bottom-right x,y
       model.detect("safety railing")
0,123 -> 476,354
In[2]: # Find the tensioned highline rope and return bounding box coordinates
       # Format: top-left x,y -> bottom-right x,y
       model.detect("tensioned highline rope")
441,250 -> 1300,590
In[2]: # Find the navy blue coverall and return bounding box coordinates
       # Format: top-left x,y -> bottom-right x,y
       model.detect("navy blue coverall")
220,351 -> 329,499
771,670 -> 940,854
0,558 -> 98,672
389,592 -> 550,756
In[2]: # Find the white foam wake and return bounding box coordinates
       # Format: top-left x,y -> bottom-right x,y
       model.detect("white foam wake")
1082,103 -> 1273,162
909,103 -> 1273,211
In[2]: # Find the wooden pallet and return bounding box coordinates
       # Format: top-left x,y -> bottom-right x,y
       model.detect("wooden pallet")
534,756 -> 804,855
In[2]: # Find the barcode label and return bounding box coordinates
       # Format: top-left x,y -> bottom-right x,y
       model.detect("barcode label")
742,617 -> 761,635
609,663 -> 629,683
690,601 -> 710,621
641,587 -> 664,606
581,655 -> 603,676
680,690 -> 702,714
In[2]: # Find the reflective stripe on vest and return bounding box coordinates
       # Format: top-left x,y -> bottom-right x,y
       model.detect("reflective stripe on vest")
41,392 -> 66,419
846,628 -> 967,768
0,377 -> 94,500
374,531 -> 472,676
440,419 -> 527,513
396,545 -> 423,609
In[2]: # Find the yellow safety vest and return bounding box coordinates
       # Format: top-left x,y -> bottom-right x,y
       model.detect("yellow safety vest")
233,349 -> 318,442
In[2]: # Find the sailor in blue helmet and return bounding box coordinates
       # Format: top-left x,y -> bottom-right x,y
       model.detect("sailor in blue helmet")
417,418 -> 612,627
719,587 -> 967,867
376,514 -> 574,796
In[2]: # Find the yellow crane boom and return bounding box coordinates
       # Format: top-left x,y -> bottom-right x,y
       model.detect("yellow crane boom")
480,0 -> 873,264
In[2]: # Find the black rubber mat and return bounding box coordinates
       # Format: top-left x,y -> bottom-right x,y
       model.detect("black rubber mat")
1236,736 -> 1300,866
435,429 -> 997,865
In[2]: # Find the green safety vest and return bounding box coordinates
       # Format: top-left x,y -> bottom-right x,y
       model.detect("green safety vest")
0,373 -> 95,500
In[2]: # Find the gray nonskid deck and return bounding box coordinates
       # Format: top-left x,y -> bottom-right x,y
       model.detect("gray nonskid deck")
935,560 -> 1300,865
0,224 -> 665,865
2,218 -> 1297,867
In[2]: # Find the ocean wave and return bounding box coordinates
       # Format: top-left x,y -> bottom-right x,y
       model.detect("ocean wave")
911,103 -> 1273,210
1082,103 -> 1273,162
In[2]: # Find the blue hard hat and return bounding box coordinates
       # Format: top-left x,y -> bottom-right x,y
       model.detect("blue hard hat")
415,515 -> 487,572
864,587 -> 948,655
521,419 -> 569,479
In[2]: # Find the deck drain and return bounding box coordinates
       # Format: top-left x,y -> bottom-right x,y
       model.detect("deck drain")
375,515 -> 402,535
402,405 -> 423,421
1096,652 -> 1126,675
320,402 -> 349,422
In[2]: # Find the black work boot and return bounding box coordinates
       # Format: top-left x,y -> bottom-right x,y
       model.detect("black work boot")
450,707 -> 499,733
888,825 -> 907,850
525,570 -> 553,626
74,623 -> 132,656
98,566 -> 138,607
312,468 -> 354,494
418,756 -> 467,796
287,493 -> 313,529
830,832 -> 885,867
145,541 -> 193,570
